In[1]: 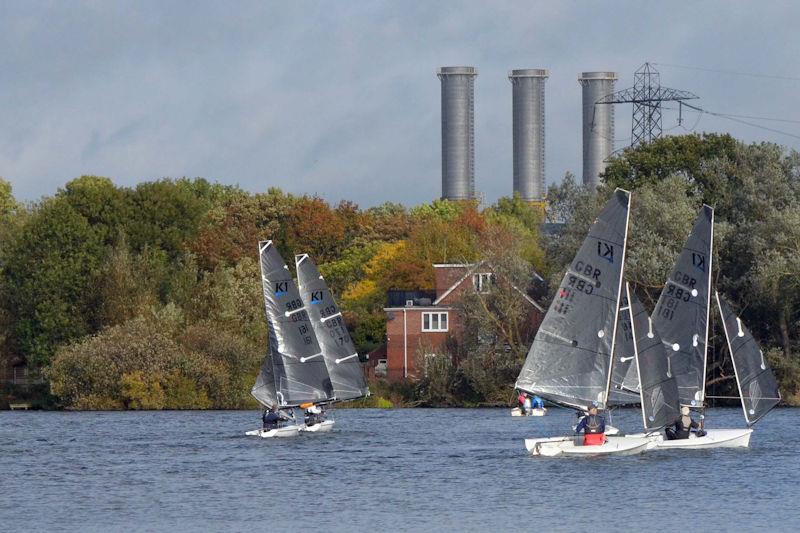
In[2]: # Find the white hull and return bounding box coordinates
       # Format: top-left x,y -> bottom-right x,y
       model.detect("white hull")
655,428 -> 752,449
511,407 -> 547,417
525,435 -> 650,457
621,428 -> 753,450
245,426 -> 301,438
300,419 -> 335,433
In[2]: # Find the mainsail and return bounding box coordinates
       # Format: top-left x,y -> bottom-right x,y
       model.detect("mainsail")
251,241 -> 333,408
608,293 -> 641,405
515,188 -> 630,410
715,292 -> 781,426
626,283 -> 680,431
296,253 -> 369,402
652,205 -> 713,407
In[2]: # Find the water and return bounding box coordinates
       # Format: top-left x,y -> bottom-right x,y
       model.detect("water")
1,407 -> 797,532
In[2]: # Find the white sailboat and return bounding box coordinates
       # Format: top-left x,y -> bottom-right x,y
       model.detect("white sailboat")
517,189 -> 652,456
647,206 -> 755,449
295,253 -> 370,433
246,241 -> 334,438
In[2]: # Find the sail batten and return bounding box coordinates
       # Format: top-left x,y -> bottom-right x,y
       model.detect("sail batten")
296,254 -> 369,402
250,240 -> 333,408
715,292 -> 781,426
515,189 -> 631,409
652,205 -> 714,407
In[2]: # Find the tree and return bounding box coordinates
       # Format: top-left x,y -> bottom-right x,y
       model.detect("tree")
2,198 -> 105,369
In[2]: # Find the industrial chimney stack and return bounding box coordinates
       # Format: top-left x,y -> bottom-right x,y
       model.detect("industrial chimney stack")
579,71 -> 617,188
509,69 -> 548,201
437,66 -> 477,200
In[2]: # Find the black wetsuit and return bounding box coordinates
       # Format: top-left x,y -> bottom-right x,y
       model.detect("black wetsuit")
665,415 -> 701,440
262,411 -> 289,430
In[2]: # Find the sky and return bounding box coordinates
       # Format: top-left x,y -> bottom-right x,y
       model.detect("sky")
2,1 -> 800,207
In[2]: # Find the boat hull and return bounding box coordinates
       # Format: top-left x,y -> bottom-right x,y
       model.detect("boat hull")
300,419 -> 335,433
245,426 -> 301,438
525,435 -> 650,457
511,408 -> 547,417
655,428 -> 752,449
621,428 -> 753,449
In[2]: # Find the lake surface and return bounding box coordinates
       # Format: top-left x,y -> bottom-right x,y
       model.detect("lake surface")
1,407 -> 797,532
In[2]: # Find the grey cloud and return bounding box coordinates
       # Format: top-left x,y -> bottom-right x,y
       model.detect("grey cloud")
1,1 -> 799,206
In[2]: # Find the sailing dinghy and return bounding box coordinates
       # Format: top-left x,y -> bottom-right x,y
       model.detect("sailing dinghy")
295,253 -> 370,433
516,189 -> 650,456
247,241 -> 334,438
649,206 -> 754,448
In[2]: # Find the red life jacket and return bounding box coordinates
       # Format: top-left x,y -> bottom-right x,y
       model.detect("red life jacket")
583,432 -> 605,446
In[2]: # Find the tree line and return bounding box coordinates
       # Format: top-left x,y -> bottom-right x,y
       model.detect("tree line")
1,132 -> 799,408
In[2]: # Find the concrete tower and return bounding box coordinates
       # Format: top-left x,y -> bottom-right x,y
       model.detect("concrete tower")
437,66 -> 477,200
579,71 -> 617,189
509,69 -> 548,201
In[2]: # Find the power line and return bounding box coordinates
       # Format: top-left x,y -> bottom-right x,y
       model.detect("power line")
653,62 -> 800,82
681,102 -> 800,141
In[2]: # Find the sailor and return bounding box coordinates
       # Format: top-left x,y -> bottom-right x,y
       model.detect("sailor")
665,406 -> 706,440
575,404 -> 606,446
531,395 -> 545,410
262,405 -> 291,430
523,395 -> 532,415
517,391 -> 528,414
304,404 -> 323,426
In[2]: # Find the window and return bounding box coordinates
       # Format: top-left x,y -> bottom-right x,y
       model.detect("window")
473,272 -> 495,293
422,311 -> 448,332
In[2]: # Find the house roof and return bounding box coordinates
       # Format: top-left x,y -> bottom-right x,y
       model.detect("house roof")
432,261 -> 545,312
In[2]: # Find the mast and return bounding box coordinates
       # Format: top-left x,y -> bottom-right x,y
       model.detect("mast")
715,292 -> 781,426
515,188 -> 631,410
701,207 -> 714,404
296,253 -> 369,402
603,192 -> 631,408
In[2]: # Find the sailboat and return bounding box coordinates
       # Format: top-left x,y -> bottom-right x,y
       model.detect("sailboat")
649,205 -> 754,448
516,189 -> 652,456
295,253 -> 370,433
246,240 -> 334,438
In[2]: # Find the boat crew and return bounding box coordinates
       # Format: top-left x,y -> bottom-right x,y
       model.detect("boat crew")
304,404 -> 323,426
262,405 -> 292,430
517,391 -> 528,414
575,404 -> 606,445
531,395 -> 544,410
665,406 -> 706,440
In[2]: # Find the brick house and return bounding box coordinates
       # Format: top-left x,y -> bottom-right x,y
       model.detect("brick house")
379,263 -> 545,381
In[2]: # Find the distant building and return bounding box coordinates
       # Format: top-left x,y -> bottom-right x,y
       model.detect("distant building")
379,263 -> 544,381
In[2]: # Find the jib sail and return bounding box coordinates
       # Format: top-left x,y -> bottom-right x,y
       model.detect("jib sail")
716,292 -> 781,426
626,283 -> 680,431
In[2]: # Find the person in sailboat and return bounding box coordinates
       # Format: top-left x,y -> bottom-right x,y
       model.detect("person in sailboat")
531,395 -> 544,410
574,404 -> 606,445
665,406 -> 706,440
262,405 -> 293,430
304,403 -> 324,426
517,391 -> 528,414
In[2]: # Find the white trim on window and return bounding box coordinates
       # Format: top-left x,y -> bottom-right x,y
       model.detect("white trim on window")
422,311 -> 448,332
473,272 -> 494,293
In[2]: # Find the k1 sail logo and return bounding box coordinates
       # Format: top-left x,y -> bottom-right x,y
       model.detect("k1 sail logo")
692,252 -> 706,272
274,281 -> 289,297
597,240 -> 614,264
310,291 -> 323,304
